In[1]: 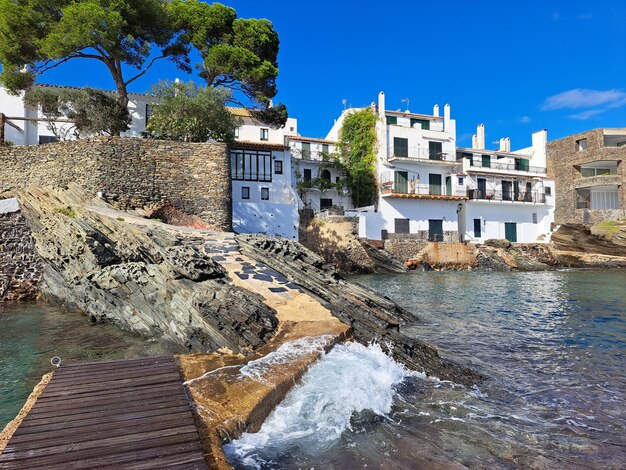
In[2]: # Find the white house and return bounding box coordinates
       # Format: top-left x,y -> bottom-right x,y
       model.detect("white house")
228,107 -> 300,239
287,136 -> 353,212
0,84 -> 151,145
457,125 -> 555,243
332,92 -> 466,242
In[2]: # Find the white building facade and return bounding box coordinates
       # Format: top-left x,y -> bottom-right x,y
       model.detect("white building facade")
287,136 -> 353,213
457,126 -> 555,243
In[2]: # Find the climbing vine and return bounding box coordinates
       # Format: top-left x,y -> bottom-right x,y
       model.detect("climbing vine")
338,108 -> 378,207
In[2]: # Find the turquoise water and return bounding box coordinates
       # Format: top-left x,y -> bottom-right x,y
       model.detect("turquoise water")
229,270 -> 626,469
0,303 -> 185,429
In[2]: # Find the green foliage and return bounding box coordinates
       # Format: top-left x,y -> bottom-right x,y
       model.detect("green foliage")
168,0 -> 287,127
23,87 -> 131,139
0,0 -> 185,109
0,139 -> 14,147
338,108 -> 378,207
143,80 -> 240,142
596,220 -> 623,237
294,152 -> 347,201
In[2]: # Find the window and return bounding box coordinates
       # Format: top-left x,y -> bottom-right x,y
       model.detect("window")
458,176 -> 464,185
532,213 -> 538,224
301,142 -> 311,159
429,141 -> 443,160
515,158 -> 529,171
576,139 -> 588,151
394,218 -> 410,234
410,118 -> 430,130
260,128 -> 269,141
320,198 -> 333,209
581,166 -> 614,177
335,176 -> 341,183
241,187 -> 250,200
322,144 -> 329,155
321,169 -> 331,182
274,160 -> 283,174
303,168 -> 312,182
145,104 -> 153,126
234,127 -> 240,138
481,154 -> 491,168
545,186 -> 552,196
261,188 -> 269,200
386,116 -> 397,125
38,135 -> 58,145
473,219 -> 481,238
230,149 -> 272,182
393,137 -> 409,158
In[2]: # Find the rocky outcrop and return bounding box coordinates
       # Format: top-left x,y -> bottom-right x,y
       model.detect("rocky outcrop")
17,185 -> 277,353
553,224 -> 626,257
236,234 -> 483,386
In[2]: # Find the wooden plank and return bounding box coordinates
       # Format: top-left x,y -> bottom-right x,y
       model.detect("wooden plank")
14,400 -> 189,435
9,411 -> 194,445
0,432 -> 201,468
57,355 -> 171,371
98,452 -> 209,470
0,425 -> 198,460
39,373 -> 180,397
45,363 -> 181,386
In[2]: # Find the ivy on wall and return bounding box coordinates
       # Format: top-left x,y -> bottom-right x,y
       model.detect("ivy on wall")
338,108 -> 378,208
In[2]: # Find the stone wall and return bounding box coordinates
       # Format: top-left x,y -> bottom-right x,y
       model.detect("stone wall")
547,129 -> 626,224
384,239 -> 427,262
0,210 -> 42,301
0,137 -> 231,230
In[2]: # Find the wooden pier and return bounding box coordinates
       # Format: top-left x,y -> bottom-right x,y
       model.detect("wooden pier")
0,356 -> 208,469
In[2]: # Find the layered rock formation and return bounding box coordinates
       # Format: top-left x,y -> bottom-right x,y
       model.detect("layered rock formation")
17,185 -> 277,353
236,234 -> 482,386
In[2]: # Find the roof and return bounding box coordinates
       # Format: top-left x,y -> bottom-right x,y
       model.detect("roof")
0,198 -> 20,215
287,136 -> 338,145
385,110 -> 443,121
230,141 -> 288,151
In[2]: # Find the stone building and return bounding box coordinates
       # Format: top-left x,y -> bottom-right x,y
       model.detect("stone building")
547,128 -> 626,224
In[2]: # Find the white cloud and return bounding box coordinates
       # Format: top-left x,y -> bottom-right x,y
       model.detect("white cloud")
568,109 -> 606,120
519,116 -> 531,123
541,88 -> 626,111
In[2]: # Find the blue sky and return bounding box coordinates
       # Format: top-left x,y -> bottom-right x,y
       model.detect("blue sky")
31,0 -> 626,149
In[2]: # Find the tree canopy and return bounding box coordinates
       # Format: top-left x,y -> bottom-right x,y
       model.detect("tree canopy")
0,0 -> 186,107
143,80 -> 240,143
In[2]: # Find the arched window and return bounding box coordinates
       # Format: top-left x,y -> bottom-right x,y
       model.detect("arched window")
321,169 -> 331,182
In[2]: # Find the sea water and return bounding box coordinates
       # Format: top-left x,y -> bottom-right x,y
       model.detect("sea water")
226,270 -> 626,469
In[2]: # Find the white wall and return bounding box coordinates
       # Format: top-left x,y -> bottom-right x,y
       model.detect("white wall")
236,116 -> 298,144
233,201 -> 299,240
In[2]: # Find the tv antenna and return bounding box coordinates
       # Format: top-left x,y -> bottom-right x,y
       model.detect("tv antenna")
401,98 -> 410,112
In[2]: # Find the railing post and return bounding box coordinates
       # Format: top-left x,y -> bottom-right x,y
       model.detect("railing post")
0,112 -> 5,144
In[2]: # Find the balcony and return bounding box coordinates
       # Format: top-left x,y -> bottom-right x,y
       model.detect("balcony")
467,189 -> 546,204
575,174 -> 621,189
388,146 -> 457,163
380,171 -> 466,200
466,159 -> 546,175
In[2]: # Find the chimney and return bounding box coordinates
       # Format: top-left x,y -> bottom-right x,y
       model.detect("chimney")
378,91 -> 385,117
499,137 -> 510,152
472,135 -> 478,149
476,124 -> 485,149
433,104 -> 440,117
443,103 -> 451,131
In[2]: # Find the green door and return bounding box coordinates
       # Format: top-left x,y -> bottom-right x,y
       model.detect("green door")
445,176 -> 452,196
429,141 -> 443,160
429,219 -> 444,242
394,171 -> 408,193
429,174 -> 442,195
505,222 -> 517,242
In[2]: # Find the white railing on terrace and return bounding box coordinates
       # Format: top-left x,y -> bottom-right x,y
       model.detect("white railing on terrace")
465,159 -> 546,174
387,146 -> 456,162
380,171 -> 465,197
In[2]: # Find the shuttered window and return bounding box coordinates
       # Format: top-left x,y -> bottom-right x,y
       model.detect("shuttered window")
393,138 -> 409,158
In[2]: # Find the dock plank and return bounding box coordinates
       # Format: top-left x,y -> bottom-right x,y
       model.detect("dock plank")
0,356 -> 208,469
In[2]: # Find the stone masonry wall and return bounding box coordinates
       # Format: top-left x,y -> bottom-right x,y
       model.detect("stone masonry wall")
0,137 -> 231,230
0,211 -> 42,301
547,129 -> 626,225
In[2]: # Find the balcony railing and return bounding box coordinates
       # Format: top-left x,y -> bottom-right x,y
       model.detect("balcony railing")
380,172 -> 465,197
388,146 -> 455,162
467,159 -> 546,174
467,189 -> 546,203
